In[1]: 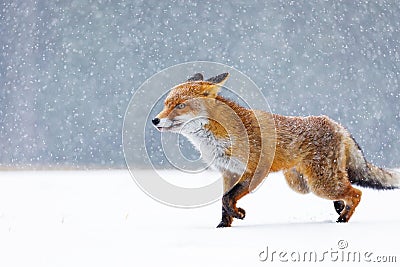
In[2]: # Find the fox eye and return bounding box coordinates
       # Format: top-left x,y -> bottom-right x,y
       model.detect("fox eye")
176,103 -> 186,109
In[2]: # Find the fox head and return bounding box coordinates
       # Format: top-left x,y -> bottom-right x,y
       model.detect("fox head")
152,73 -> 229,133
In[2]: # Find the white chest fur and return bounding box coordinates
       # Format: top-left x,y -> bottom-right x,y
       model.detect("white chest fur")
180,118 -> 246,175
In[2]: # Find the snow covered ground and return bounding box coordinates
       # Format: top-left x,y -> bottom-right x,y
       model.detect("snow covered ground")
0,170 -> 399,267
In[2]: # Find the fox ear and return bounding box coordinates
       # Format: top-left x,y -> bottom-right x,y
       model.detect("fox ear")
187,73 -> 204,82
206,73 -> 229,86
202,73 -> 229,98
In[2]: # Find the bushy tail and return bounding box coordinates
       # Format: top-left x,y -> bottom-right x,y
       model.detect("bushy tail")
348,163 -> 400,190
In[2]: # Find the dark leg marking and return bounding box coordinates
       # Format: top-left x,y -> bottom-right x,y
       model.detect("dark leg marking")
222,182 -> 248,219
336,205 -> 351,223
217,182 -> 249,227
334,200 -> 345,215
216,207 -> 233,228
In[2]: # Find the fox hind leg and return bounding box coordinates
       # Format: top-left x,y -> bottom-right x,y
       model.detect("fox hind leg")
336,186 -> 362,223
307,164 -> 362,223
334,200 -> 345,215
284,168 -> 310,194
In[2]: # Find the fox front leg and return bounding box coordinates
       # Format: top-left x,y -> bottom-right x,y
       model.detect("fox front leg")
217,182 -> 248,228
217,206 -> 234,228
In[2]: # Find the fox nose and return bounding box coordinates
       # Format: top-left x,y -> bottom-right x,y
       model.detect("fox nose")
152,117 -> 160,125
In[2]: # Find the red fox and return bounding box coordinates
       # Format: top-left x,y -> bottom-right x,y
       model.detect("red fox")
152,72 -> 400,227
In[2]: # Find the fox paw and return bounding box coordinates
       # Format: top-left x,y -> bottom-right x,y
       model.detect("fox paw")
217,211 -> 233,228
225,208 -> 245,219
235,207 -> 246,219
217,216 -> 232,228
217,219 -> 232,228
336,216 -> 348,223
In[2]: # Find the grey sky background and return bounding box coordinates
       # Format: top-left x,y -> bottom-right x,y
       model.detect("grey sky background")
1,0 -> 399,168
